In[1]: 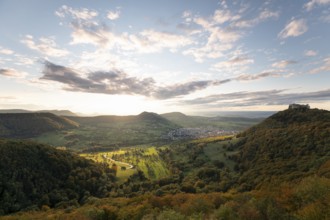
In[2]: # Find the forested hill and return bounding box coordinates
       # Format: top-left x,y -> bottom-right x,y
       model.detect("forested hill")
0,139 -> 115,215
161,112 -> 263,130
0,113 -> 79,138
68,111 -> 177,126
233,108 -> 330,190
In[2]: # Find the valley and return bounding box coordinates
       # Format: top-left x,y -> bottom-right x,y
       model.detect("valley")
0,107 -> 329,219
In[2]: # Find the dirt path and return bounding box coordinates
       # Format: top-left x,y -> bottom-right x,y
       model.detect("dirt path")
103,154 -> 134,169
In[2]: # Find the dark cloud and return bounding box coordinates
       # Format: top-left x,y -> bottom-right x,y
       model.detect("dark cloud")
182,89 -> 330,107
41,61 -> 229,99
236,72 -> 280,81
153,80 -> 214,99
40,61 -> 283,100
41,61 -> 154,96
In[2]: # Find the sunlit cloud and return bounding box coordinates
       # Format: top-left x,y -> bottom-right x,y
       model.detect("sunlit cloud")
0,47 -> 14,55
183,6 -> 279,63
55,5 -> 98,20
212,56 -> 254,72
107,9 -> 121,20
130,30 -> 193,53
70,21 -> 115,47
310,57 -> 330,74
304,50 -> 318,56
233,9 -> 279,28
14,56 -> 35,66
304,0 -> 330,11
272,60 -> 297,68
21,35 -> 70,57
278,19 -> 308,39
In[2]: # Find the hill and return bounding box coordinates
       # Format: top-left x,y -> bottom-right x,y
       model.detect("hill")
0,139 -> 115,215
35,112 -> 180,149
161,112 -> 263,130
1,108 -> 330,219
232,107 -> 330,190
0,109 -> 77,116
0,113 -> 79,138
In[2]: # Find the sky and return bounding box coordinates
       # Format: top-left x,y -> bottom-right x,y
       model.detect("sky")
0,0 -> 330,115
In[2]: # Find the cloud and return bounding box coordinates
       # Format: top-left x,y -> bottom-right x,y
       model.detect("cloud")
183,25 -> 240,62
0,68 -> 26,78
181,8 -> 243,62
70,21 -> 115,47
304,50 -> 318,56
68,18 -> 192,53
41,61 -> 155,96
321,14 -> 330,23
233,9 -> 279,28
182,89 -> 330,107
304,0 -> 330,11
272,60 -> 297,68
55,5 -> 98,20
0,47 -> 14,55
212,9 -> 241,24
310,57 -> 330,73
212,56 -> 254,71
130,30 -> 193,53
278,19 -> 308,39
236,71 -> 281,81
183,6 -> 278,63
40,61 -> 284,100
41,61 -> 217,99
153,79 -> 231,99
21,35 -> 70,57
107,9 -> 120,20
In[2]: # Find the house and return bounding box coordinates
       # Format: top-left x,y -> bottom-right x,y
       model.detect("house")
288,103 -> 310,110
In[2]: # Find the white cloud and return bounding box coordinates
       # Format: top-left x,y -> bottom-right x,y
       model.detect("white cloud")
70,21 -> 116,47
15,56 -> 35,66
304,0 -> 330,11
272,60 -> 297,68
55,5 -> 98,20
183,6 -> 278,63
304,50 -> 318,56
310,57 -> 330,73
234,9 -> 279,28
213,9 -> 241,24
21,35 -> 70,57
0,68 -> 27,78
184,15 -> 241,62
69,20 -> 192,53
107,9 -> 120,20
182,10 -> 192,22
130,30 -> 193,53
278,19 -> 308,39
0,47 -> 14,55
212,56 -> 254,72
259,9 -> 280,20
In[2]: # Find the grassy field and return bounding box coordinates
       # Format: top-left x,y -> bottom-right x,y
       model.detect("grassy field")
80,146 -> 170,183
203,138 -> 240,170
